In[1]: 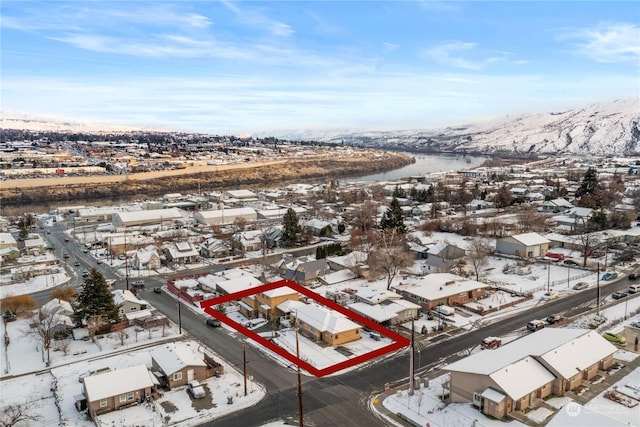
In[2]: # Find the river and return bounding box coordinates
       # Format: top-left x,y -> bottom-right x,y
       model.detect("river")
350,152 -> 487,182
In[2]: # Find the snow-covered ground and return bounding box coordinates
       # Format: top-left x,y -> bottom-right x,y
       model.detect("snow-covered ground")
0,314 -> 264,426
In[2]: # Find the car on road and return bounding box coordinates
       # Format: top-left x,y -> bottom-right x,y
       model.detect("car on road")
527,319 -> 546,332
480,337 -> 502,349
546,315 -> 564,324
63,252 -> 69,258
187,380 -> 206,399
74,261 -> 80,267
541,291 -> 559,301
612,291 -> 628,300
563,259 -> 579,266
206,318 -> 221,327
82,271 -> 89,277
132,280 -> 144,288
64,237 -> 70,242
153,287 -> 162,294
573,282 -> 589,290
602,331 -> 626,345
602,272 -> 619,281
630,322 -> 640,329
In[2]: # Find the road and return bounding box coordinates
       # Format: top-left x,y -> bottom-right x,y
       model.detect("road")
38,225 -> 639,425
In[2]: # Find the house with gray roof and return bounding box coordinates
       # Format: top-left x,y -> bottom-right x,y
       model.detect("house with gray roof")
495,232 -> 550,258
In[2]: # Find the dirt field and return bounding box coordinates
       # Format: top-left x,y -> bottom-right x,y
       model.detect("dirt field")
2,160 -> 286,189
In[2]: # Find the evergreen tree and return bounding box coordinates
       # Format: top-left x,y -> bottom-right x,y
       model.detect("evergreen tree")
575,168 -> 598,198
380,197 -> 406,233
281,208 -> 301,248
73,268 -> 119,324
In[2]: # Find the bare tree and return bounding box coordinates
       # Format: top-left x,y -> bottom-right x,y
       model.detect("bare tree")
368,229 -> 414,290
349,199 -> 378,233
25,305 -> 63,366
0,403 -> 42,427
515,205 -> 548,233
346,228 -> 378,253
56,338 -> 72,355
466,237 -> 492,281
573,220 -> 602,268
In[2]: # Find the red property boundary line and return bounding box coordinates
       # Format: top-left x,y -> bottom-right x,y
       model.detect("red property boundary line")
200,279 -> 410,377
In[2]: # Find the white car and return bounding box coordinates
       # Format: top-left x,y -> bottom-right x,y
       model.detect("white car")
541,291 -> 559,301
187,380 -> 206,399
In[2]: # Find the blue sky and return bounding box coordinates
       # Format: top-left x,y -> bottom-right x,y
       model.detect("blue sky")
1,1 -> 639,135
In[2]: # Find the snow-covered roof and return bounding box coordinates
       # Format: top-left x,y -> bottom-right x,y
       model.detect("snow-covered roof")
114,208 -> 183,224
384,298 -> 421,312
0,233 -> 17,246
224,189 -> 257,199
480,388 -> 506,403
355,287 -> 401,304
41,298 -> 73,315
293,303 -> 361,334
113,289 -> 145,306
150,342 -> 206,375
84,364 -> 154,402
393,273 -> 488,301
320,269 -> 357,285
216,275 -> 263,295
446,329 -> 616,390
326,251 -> 368,267
489,356 -> 555,400
538,330 -> 617,378
510,232 -> 551,246
260,286 -> 298,298
347,302 -> 398,322
276,299 -> 307,313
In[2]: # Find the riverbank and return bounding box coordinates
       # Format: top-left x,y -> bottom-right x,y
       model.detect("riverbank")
0,150 -> 412,213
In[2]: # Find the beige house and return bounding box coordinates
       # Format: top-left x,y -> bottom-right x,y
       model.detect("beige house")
112,289 -> 148,317
150,342 -> 210,390
83,364 -> 156,419
255,287 -> 300,320
495,232 -> 550,258
446,329 -> 616,419
292,303 -> 361,346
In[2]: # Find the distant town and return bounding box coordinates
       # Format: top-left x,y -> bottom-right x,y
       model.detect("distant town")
2,133 -> 640,426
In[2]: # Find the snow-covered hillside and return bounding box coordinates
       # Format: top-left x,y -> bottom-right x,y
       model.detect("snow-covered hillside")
0,113 -> 165,133
257,98 -> 640,156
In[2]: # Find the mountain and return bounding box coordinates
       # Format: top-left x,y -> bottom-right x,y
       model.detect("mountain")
0,113 -> 165,133
257,98 -> 640,156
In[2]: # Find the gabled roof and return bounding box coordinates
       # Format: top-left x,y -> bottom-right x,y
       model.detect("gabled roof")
347,302 -> 398,323
293,303 -> 361,334
150,342 -> 206,375
84,364 -> 154,402
112,289 -> 146,306
489,356 -> 555,400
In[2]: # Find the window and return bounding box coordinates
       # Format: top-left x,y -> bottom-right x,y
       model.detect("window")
100,399 -> 108,408
119,394 -> 127,403
127,392 -> 134,401
173,372 -> 182,381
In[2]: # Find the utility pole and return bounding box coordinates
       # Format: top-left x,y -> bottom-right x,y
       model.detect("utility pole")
124,229 -> 129,291
178,291 -> 182,335
547,259 -> 551,292
409,318 -> 415,396
567,264 -> 570,288
295,320 -> 304,427
243,341 -> 248,397
596,263 -> 601,316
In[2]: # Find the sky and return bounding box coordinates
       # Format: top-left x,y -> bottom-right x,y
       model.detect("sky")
1,1 -> 639,135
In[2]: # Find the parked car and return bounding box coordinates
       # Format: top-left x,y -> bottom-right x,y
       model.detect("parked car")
630,322 -> 640,329
153,287 -> 162,294
546,315 -> 564,324
573,282 -> 589,290
187,380 -> 206,399
602,331 -> 626,345
480,337 -> 502,349
370,331 -> 382,341
629,285 -> 640,294
612,291 -> 628,300
629,273 -> 640,281
544,252 -> 565,261
563,259 -> 579,266
527,319 -> 546,332
602,272 -> 618,281
541,291 -> 559,301
206,318 -> 221,327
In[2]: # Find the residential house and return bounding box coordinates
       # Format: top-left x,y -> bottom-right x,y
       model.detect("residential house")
41,298 -> 75,337
261,226 -> 283,249
232,230 -> 263,252
347,301 -> 398,326
131,245 -> 161,270
466,199 -> 494,213
199,237 -> 232,259
277,258 -> 329,286
540,198 -> 573,214
446,329 -> 616,419
84,364 -> 156,419
255,287 -> 300,320
393,273 -> 489,311
304,218 -> 334,236
22,233 -> 46,255
326,251 -> 369,277
113,289 -> 148,317
150,342 -> 210,390
423,241 -> 466,271
292,303 -> 361,346
495,232 -> 550,258
163,241 -> 199,264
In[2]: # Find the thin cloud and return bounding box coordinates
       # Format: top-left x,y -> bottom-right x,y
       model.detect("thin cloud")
560,22 -> 640,63
220,0 -> 294,37
424,41 -> 484,70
